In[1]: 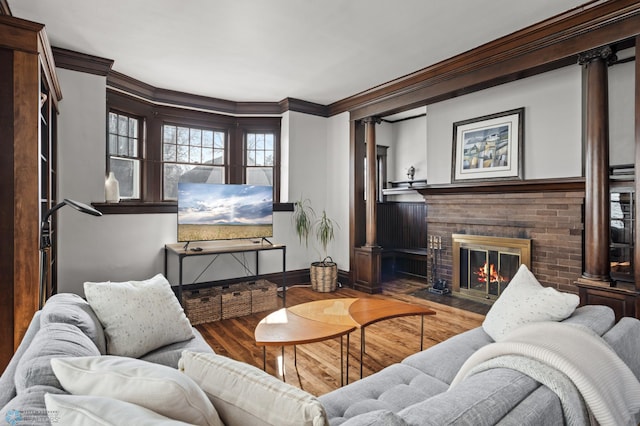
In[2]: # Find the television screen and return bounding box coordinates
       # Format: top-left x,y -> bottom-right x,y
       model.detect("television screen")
177,183 -> 273,242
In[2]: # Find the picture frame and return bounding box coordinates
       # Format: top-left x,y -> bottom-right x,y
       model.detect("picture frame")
451,108 -> 524,183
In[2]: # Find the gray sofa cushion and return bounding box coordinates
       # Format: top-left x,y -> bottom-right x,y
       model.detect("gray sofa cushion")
603,317 -> 640,381
40,293 -> 107,354
0,312 -> 42,408
398,368 -> 540,426
401,327 -> 493,384
495,385 -> 563,425
14,323 -> 100,392
319,363 -> 448,425
0,385 -> 66,426
140,328 -> 214,368
340,409 -> 408,426
562,305 -> 615,336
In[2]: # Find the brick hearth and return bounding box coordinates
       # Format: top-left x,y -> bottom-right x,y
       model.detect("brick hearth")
423,191 -> 584,294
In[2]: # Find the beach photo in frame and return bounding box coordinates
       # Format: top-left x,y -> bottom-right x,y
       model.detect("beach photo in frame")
451,108 -> 524,182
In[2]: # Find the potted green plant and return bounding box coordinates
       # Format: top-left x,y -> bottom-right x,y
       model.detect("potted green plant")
292,198 -> 339,292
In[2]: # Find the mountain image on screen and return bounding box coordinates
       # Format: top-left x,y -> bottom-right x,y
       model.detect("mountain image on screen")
178,183 -> 273,242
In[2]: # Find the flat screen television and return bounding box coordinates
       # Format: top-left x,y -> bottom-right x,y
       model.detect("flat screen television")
177,183 -> 273,242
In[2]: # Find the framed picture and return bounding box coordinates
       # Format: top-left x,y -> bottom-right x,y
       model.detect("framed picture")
451,108 -> 524,182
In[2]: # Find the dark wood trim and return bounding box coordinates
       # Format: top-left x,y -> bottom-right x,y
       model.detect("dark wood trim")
278,98 -> 328,117
107,70 -> 329,117
91,202 -> 177,215
52,47 -> 114,76
0,46 -> 15,370
416,177 -> 585,196
0,0 -> 11,16
273,202 -> 293,212
332,0 -> 640,119
93,201 -> 293,215
635,34 -> 640,287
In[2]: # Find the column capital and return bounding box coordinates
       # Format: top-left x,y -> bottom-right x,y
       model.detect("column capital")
362,116 -> 382,125
577,45 -> 617,66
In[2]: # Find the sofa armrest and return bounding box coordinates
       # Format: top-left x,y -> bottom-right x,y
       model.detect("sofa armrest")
0,312 -> 42,408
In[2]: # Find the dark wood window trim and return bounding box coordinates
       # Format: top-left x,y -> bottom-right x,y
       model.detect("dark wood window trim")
102,89 -> 282,214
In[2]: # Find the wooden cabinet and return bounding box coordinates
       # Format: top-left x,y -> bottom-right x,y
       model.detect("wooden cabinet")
0,15 -> 61,371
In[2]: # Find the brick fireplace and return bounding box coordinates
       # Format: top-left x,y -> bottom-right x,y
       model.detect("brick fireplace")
421,189 -> 584,296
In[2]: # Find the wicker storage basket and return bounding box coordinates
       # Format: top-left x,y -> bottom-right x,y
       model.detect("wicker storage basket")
249,280 -> 278,313
183,287 -> 221,325
221,283 -> 251,319
310,259 -> 337,292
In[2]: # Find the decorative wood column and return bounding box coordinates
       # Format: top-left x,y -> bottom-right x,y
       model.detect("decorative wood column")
578,46 -> 614,283
354,117 -> 382,294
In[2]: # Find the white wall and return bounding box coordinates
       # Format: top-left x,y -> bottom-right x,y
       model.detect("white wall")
325,112 -> 351,272
380,116 -> 427,202
428,65 -> 583,184
57,69 -> 199,294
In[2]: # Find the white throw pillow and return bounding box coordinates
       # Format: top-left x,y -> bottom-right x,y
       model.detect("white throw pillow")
51,356 -> 222,426
44,393 -> 194,426
179,351 -> 328,426
84,274 -> 194,357
482,264 -> 579,341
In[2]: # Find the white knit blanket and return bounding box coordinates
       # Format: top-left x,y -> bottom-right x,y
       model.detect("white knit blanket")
449,321 -> 640,426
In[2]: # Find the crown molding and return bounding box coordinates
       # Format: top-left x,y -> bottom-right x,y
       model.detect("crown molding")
52,47 -> 114,76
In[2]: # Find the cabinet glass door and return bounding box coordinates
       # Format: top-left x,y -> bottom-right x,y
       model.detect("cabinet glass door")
610,188 -> 634,283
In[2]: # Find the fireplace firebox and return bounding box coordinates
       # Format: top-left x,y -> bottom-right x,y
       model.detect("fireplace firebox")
452,234 -> 531,301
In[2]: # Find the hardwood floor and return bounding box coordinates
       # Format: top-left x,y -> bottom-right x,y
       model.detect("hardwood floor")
196,277 -> 484,397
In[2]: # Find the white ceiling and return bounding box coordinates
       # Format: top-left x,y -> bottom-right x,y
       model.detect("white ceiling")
10,0 -> 587,106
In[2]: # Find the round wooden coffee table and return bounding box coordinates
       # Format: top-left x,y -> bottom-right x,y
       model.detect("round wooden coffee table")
254,298 -> 435,385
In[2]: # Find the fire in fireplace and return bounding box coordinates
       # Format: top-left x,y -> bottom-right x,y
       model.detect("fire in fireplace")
461,249 -> 520,298
452,234 -> 531,301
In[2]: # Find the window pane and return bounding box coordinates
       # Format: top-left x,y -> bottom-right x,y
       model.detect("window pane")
109,134 -> 117,154
163,164 -> 224,200
247,151 -> 255,166
247,133 -> 255,149
246,167 -> 272,186
256,151 -> 264,166
164,126 -> 176,144
118,115 -> 128,136
110,157 -> 140,199
213,149 -> 224,165
129,117 -> 138,138
202,148 -> 213,164
256,134 -> 264,149
177,145 -> 189,162
265,152 -> 274,166
214,132 -> 224,148
203,131 -> 213,148
190,129 -> 202,146
163,143 -> 176,162
189,146 -> 201,163
265,134 -> 274,150
109,112 -> 117,134
177,127 -> 189,145
118,136 -> 128,155
129,139 -> 138,157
